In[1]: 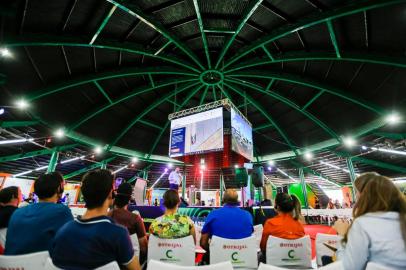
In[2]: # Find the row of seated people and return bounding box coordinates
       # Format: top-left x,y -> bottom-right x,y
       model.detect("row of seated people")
0,171 -> 405,269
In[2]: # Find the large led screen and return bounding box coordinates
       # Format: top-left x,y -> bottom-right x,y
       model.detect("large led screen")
231,108 -> 253,161
169,108 -> 223,157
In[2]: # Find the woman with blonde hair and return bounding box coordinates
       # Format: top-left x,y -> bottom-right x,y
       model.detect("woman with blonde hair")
333,173 -> 406,270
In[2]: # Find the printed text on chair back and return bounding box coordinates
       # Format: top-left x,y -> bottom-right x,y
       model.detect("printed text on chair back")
266,235 -> 311,268
210,236 -> 258,268
148,235 -> 195,266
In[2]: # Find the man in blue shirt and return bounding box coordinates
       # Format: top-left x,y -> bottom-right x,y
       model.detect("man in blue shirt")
5,172 -> 73,255
50,169 -> 141,270
200,189 -> 253,250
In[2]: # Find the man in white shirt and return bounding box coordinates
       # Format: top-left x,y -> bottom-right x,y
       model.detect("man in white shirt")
168,167 -> 182,190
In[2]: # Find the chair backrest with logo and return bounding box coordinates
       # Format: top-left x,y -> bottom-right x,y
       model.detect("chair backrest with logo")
253,224 -> 263,249
147,259 -> 234,270
210,236 -> 258,269
0,251 -> 49,269
44,257 -> 120,270
366,262 -> 396,270
148,235 -> 195,266
130,233 -> 140,258
315,233 -> 342,266
266,235 -> 312,268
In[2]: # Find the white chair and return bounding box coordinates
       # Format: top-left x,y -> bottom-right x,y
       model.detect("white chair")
0,228 -> 7,248
318,261 -> 344,270
147,259 -> 234,270
210,236 -> 258,269
266,235 -> 312,269
253,224 -> 263,250
44,257 -> 120,270
258,262 -> 294,270
130,233 -> 140,258
315,233 -> 342,266
148,235 -> 195,266
366,262 -> 396,270
0,251 -> 49,269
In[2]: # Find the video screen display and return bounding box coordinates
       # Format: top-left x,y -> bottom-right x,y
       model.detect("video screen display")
231,108 -> 253,161
169,108 -> 223,157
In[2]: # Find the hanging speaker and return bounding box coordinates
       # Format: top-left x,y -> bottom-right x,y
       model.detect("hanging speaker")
235,167 -> 248,187
251,166 -> 264,187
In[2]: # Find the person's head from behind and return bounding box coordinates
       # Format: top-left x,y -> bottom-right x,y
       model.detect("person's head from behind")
81,169 -> 114,210
0,186 -> 21,207
114,182 -> 132,209
274,193 -> 295,213
345,172 -> 406,244
34,172 -> 64,202
175,167 -> 180,173
353,173 -> 406,217
222,189 -> 239,205
163,189 -> 180,210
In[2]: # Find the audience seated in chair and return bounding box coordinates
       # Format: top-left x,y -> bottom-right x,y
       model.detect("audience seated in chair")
49,169 -> 141,270
333,173 -> 406,270
149,189 -> 196,242
200,189 -> 253,252
0,186 -> 21,229
5,172 -> 73,255
260,192 -> 305,253
108,182 -> 148,261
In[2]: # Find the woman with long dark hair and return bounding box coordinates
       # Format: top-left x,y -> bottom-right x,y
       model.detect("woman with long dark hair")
334,173 -> 406,269
260,192 -> 305,252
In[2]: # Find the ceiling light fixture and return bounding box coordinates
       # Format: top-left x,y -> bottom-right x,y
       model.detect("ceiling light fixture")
370,147 -> 406,156
343,136 -> 356,148
0,138 -> 34,145
15,99 -> 29,110
304,152 -> 313,160
131,157 -> 138,163
276,168 -> 297,182
113,165 -> 128,174
0,108 -> 4,115
385,112 -> 401,125
54,128 -> 65,138
0,48 -> 12,58
94,146 -> 103,154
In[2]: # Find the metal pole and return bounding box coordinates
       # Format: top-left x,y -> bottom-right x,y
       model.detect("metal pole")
346,157 -> 357,201
298,168 -> 309,209
47,150 -> 59,173
220,172 -> 224,205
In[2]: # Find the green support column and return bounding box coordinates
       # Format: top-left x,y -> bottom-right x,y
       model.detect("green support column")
346,158 -> 357,201
298,168 -> 309,209
47,151 -> 59,173
100,160 -> 107,169
219,173 -> 224,206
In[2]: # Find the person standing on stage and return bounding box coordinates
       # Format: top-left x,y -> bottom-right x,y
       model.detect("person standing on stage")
168,167 -> 182,190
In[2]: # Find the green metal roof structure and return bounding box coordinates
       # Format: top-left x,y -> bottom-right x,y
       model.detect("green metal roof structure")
0,0 -> 405,188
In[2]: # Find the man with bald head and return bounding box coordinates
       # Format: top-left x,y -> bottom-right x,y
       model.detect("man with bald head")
200,189 -> 253,250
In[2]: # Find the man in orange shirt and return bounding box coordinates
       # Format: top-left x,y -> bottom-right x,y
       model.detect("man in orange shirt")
260,193 -> 305,252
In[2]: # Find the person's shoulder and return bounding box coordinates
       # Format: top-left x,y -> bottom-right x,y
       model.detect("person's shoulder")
50,203 -> 72,214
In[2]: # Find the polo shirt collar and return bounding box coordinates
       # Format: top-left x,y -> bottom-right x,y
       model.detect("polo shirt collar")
75,215 -> 113,225
224,203 -> 240,207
